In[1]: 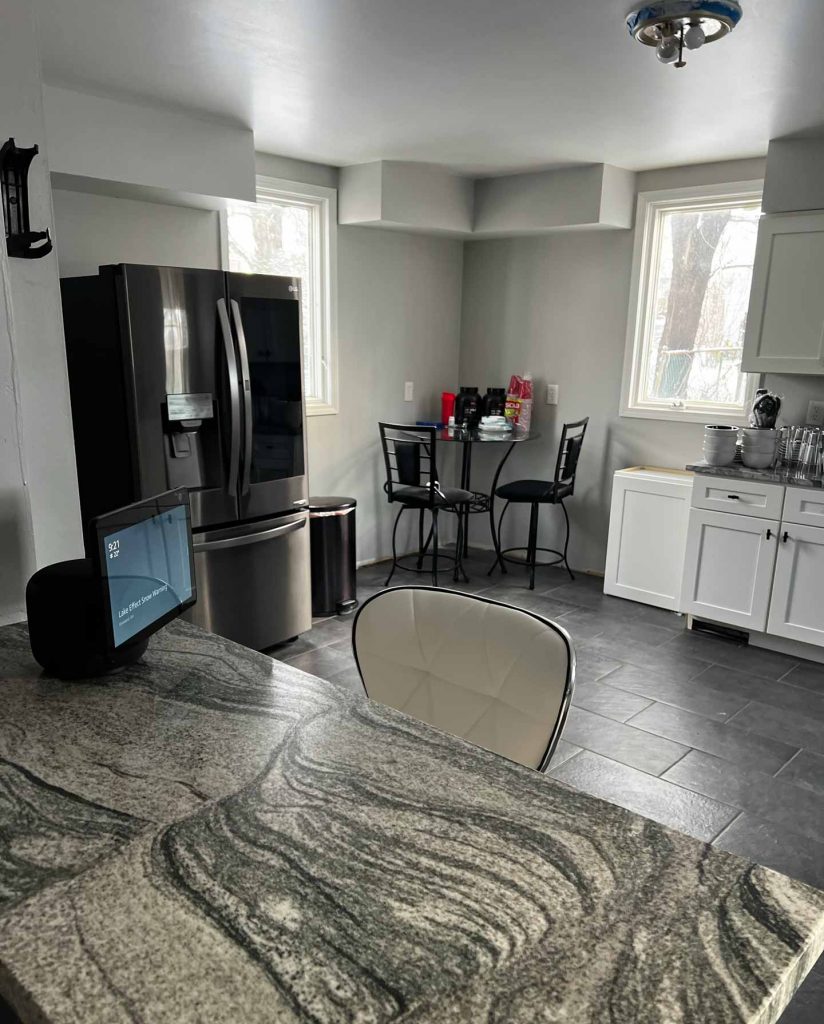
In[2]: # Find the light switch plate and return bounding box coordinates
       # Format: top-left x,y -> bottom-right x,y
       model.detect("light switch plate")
404,381 -> 414,402
546,384 -> 559,406
807,400 -> 824,427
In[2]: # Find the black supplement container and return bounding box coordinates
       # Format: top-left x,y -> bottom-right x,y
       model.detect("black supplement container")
482,387 -> 507,417
454,387 -> 481,428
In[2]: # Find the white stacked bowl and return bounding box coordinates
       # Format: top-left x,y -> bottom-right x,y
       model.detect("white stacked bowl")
703,425 -> 738,466
741,427 -> 777,469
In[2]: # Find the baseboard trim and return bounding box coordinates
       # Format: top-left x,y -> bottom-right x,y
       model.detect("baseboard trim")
688,615 -> 824,666
748,631 -> 824,666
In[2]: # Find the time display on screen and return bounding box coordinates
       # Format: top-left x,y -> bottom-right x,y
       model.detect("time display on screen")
103,504 -> 193,647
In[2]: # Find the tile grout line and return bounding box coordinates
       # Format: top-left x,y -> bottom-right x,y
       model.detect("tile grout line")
553,747 -> 743,834
657,746 -> 693,779
707,809 -> 746,846
770,746 -> 805,779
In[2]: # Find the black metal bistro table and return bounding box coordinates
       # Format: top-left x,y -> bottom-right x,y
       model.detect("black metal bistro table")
437,426 -> 539,555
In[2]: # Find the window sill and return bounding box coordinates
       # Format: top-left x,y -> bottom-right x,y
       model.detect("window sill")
619,405 -> 750,426
306,400 -> 338,417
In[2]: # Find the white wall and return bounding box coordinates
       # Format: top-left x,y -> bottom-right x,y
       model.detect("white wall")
0,0 -> 83,625
310,226 -> 463,562
50,184 -> 464,565
339,161 -> 474,235
473,164 -> 633,236
43,86 -> 255,202
52,190 -> 222,276
458,157 -> 824,573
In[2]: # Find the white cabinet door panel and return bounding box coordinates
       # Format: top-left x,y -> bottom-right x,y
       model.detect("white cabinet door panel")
767,524 -> 824,646
604,469 -> 692,610
742,212 -> 824,375
680,508 -> 778,630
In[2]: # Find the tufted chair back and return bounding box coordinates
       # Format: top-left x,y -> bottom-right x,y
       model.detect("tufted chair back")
352,587 -> 574,771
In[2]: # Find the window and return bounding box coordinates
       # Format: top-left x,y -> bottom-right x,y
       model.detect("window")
621,182 -> 763,422
223,176 -> 338,415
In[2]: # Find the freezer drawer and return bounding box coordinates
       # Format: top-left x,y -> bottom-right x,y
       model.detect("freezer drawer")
185,512 -> 311,650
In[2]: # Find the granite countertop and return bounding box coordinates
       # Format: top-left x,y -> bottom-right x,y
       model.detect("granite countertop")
686,461 -> 824,488
0,619 -> 822,1024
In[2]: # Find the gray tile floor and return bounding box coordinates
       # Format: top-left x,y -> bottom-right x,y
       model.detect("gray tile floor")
269,547 -> 824,1022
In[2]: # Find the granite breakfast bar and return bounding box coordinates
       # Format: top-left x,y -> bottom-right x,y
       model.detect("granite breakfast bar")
0,619 -> 822,1024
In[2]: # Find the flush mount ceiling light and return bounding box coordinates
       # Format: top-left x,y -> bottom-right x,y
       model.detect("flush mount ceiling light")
626,0 -> 743,68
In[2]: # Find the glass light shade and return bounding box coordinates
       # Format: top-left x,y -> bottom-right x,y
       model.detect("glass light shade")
684,23 -> 707,49
656,37 -> 679,62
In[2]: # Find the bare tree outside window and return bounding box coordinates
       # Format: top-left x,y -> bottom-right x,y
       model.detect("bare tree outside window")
624,184 -> 762,421
224,178 -> 338,415
226,200 -> 315,394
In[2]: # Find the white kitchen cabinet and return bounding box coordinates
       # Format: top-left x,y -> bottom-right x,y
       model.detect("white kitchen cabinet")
604,467 -> 692,611
782,486 -> 824,529
742,211 -> 824,375
680,507 -> 778,631
766,523 -> 824,645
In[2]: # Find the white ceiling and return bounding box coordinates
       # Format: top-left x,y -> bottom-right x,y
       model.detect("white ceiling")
34,0 -> 824,175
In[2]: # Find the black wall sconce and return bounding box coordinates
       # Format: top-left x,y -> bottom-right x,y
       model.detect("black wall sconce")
1,138 -> 53,259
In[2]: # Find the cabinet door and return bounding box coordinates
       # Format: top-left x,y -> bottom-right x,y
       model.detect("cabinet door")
742,212 -> 824,375
767,523 -> 824,646
604,471 -> 691,610
680,509 -> 778,630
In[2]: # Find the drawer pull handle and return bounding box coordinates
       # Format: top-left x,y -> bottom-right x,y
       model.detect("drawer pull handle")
727,494 -> 740,500
782,531 -> 790,543
766,529 -> 772,540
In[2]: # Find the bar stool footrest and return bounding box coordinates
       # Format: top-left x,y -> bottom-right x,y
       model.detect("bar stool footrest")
394,551 -> 462,573
499,546 -> 568,569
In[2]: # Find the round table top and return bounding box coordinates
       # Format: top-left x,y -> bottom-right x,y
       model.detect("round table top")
436,426 -> 539,444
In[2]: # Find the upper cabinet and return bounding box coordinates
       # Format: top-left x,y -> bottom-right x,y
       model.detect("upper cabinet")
741,211 -> 824,375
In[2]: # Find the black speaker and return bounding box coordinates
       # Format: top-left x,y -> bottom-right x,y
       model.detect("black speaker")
25,559 -> 148,679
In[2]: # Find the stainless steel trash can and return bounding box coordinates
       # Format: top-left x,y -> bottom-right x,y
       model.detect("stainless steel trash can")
308,497 -> 358,616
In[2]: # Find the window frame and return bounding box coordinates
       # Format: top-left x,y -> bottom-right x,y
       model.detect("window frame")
620,180 -> 764,425
220,175 -> 339,417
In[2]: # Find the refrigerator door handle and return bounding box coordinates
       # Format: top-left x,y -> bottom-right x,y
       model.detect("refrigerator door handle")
192,516 -> 306,553
217,298 -> 241,496
230,298 -> 254,496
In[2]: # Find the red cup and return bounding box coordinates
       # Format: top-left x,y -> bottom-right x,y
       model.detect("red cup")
441,391 -> 456,425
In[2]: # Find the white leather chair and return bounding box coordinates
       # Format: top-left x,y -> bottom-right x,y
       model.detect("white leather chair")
352,586 -> 575,772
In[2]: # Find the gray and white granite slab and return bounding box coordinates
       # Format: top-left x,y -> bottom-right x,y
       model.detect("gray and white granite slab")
0,619 -> 822,1024
686,462 -> 824,488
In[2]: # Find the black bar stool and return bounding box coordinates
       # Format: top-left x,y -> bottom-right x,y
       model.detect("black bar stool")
488,418 -> 589,590
378,423 -> 472,587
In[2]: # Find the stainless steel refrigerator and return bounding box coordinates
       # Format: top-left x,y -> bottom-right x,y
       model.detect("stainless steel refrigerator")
61,263 -> 312,650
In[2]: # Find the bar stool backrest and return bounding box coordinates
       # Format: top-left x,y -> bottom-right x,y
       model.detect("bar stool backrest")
554,418 -> 589,492
353,586 -> 575,772
379,423 -> 440,508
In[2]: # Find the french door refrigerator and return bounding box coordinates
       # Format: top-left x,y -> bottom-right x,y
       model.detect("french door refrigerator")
61,263 -> 312,650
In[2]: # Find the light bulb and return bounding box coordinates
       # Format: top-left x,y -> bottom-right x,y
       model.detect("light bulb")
656,36 -> 679,63
684,23 -> 706,49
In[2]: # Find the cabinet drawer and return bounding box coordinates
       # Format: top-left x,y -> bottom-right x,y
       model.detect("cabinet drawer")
691,476 -> 785,520
782,486 -> 824,527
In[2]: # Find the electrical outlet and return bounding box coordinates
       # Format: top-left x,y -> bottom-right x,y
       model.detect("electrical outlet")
546,384 -> 559,406
807,400 -> 824,427
404,381 -> 414,402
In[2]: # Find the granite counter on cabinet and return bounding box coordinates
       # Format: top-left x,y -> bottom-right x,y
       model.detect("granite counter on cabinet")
0,619 -> 823,1024
686,461 -> 824,488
